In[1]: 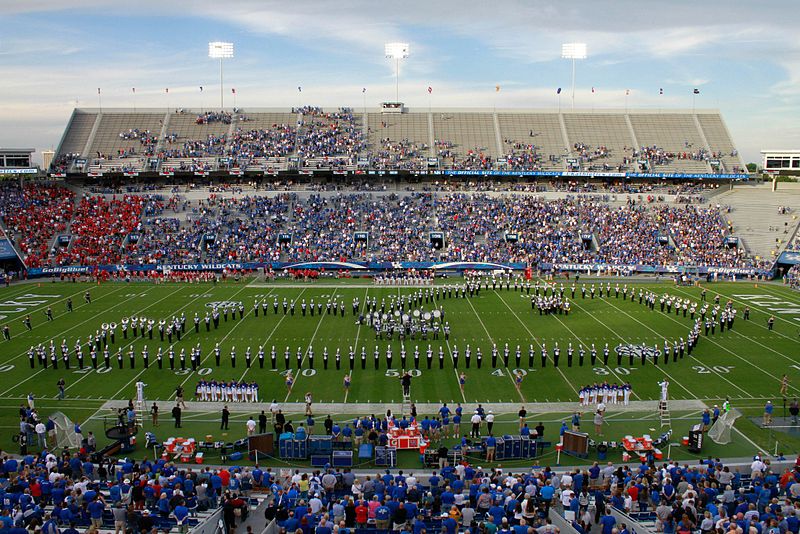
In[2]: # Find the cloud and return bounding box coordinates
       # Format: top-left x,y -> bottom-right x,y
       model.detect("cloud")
1,0 -> 799,166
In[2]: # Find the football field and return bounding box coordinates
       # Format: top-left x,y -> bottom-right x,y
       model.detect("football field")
1,277 -> 799,462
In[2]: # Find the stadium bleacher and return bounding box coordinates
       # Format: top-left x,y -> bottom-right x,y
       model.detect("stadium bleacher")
54,108 -> 747,175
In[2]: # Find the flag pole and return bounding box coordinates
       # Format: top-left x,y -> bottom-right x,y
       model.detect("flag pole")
132,88 -> 136,112
97,88 -> 102,112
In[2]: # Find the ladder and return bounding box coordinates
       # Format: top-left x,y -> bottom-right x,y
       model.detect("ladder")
401,393 -> 412,418
135,399 -> 145,429
659,400 -> 671,428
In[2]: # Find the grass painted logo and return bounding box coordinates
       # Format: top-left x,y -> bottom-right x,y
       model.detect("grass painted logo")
614,344 -> 661,360
205,301 -> 242,309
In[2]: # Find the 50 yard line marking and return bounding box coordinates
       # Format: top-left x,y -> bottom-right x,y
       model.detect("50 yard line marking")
345,287 -> 369,404
284,289 -> 338,402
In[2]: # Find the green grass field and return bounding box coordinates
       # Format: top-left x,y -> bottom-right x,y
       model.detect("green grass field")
2,277 -> 799,466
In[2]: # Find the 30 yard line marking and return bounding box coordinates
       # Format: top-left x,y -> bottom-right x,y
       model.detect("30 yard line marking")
117,284 -> 259,400
176,285 -> 284,392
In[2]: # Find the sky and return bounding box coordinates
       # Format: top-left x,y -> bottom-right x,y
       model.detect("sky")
1,0 -> 799,165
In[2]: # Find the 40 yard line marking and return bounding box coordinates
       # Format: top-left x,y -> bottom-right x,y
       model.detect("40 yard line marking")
493,289 -> 578,398
463,291 -> 525,402
236,288 -> 303,384
345,287 -> 369,404
285,289 -> 338,402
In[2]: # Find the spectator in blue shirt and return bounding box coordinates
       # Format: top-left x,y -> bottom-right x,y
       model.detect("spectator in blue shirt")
87,497 -> 105,529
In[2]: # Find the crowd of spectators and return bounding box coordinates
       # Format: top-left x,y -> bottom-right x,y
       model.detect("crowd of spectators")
296,108 -> 365,164
196,111 -> 233,125
0,184 -> 770,270
0,184 -> 74,268
54,195 -> 145,267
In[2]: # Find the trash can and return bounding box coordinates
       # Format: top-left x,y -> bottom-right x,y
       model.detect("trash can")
597,444 -> 608,461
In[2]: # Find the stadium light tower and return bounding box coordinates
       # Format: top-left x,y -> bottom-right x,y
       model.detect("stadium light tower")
561,43 -> 587,110
385,42 -> 409,102
209,41 -> 234,108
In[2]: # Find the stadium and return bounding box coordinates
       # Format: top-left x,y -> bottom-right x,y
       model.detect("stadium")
2,3 -> 800,534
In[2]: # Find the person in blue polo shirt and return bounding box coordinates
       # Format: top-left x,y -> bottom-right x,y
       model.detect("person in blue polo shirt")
539,481 -> 555,511
87,496 -> 105,529
375,501 -> 391,530
600,508 -> 616,534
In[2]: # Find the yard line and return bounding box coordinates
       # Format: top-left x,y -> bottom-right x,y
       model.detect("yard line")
658,286 -> 800,392
753,282 -> 800,307
63,286 -> 200,394
1,284 -> 130,364
1,282 -> 63,301
345,287 -> 369,404
114,284 -> 259,400
564,293 -> 706,400
598,293 -> 754,398
284,289 -> 338,402
175,284 -> 277,391
463,291 -> 526,399
671,286 -> 800,361
236,288 -> 299,384
3,285 -> 163,396
0,284 -> 120,332
493,289 -> 580,398
443,338 -> 467,403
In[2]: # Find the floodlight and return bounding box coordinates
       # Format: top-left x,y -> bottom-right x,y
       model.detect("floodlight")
208,42 -> 234,108
561,43 -> 588,110
385,42 -> 410,59
209,41 -> 234,59
561,43 -> 587,60
385,42 -> 410,102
